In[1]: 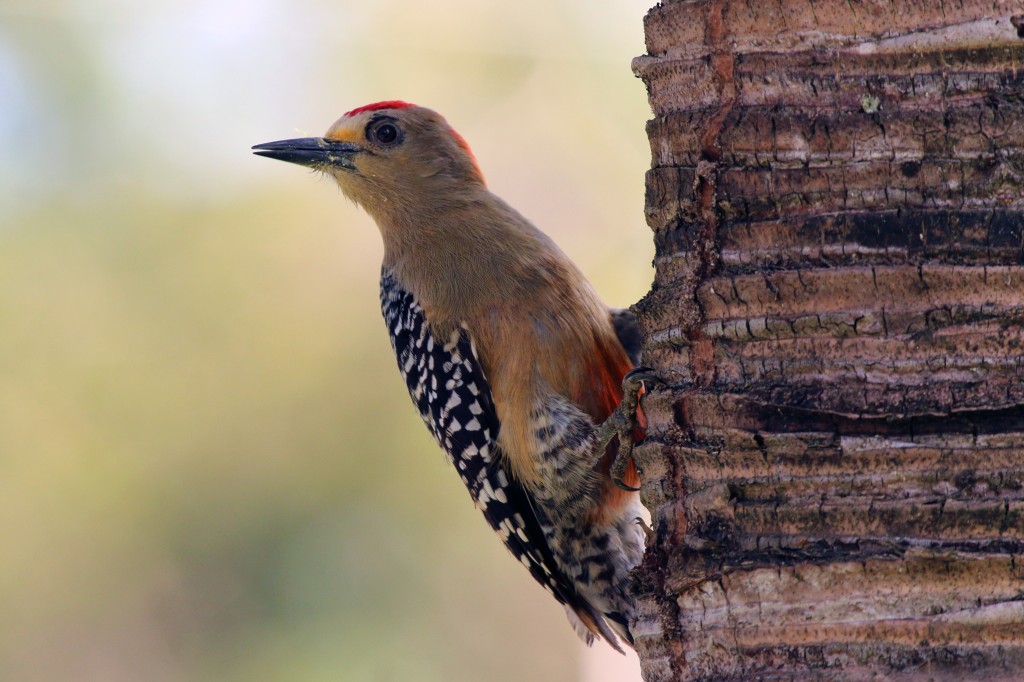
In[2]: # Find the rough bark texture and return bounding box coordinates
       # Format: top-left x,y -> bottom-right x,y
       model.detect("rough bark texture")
630,1 -> 1024,680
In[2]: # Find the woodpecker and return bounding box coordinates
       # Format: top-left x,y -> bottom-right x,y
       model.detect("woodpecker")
254,102 -> 651,651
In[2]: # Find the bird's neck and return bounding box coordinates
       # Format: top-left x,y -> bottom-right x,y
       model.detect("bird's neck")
374,190 -> 556,326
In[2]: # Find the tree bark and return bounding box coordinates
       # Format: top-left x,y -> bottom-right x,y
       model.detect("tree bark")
630,1 -> 1024,680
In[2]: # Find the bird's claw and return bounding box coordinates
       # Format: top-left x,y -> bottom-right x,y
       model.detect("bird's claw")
634,516 -> 655,540
600,367 -> 663,492
612,477 -> 641,492
622,367 -> 662,390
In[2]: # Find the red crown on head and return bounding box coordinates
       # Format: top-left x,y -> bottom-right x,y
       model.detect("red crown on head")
339,100 -> 483,181
344,101 -> 416,117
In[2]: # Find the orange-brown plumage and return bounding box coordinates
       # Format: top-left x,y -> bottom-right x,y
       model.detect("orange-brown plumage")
254,102 -> 646,651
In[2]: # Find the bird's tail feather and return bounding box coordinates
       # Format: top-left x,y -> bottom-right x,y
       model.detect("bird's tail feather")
563,603 -> 628,655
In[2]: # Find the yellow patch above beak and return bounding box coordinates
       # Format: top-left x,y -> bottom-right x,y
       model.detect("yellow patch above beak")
324,125 -> 361,144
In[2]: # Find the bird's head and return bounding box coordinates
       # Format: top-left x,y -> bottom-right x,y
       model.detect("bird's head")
253,101 -> 485,216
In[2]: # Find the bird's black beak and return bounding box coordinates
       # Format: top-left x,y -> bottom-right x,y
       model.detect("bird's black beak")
252,137 -> 361,170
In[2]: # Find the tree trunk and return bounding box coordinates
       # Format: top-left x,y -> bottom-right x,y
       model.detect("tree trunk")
630,1 -> 1024,680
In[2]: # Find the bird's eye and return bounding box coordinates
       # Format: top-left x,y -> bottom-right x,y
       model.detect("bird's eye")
369,121 -> 401,147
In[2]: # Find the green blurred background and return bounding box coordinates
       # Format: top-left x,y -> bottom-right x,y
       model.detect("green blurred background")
0,1 -> 654,680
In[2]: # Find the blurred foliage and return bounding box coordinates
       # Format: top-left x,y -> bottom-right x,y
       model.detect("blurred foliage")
0,1 -> 653,680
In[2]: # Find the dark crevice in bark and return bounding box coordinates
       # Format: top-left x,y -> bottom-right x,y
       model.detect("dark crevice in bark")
742,402 -> 1024,437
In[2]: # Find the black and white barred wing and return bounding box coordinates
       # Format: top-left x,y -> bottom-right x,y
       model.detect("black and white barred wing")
379,271 -> 585,612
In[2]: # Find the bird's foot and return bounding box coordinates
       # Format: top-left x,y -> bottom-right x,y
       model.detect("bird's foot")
635,516 -> 655,541
597,368 -> 663,492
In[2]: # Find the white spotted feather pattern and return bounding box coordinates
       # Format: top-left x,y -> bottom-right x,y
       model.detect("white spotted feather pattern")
380,271 -> 591,605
